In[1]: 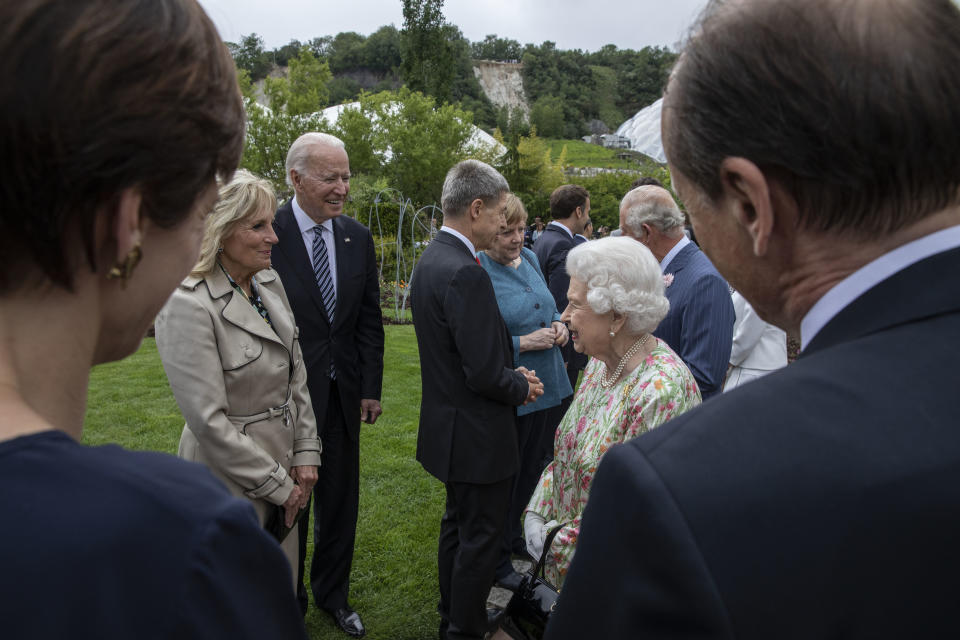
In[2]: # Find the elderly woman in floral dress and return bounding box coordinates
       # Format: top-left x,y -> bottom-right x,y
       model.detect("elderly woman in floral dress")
523,237 -> 701,587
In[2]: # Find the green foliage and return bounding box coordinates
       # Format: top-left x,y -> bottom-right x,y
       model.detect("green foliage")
227,33 -> 272,81
472,34 -> 522,61
529,95 -> 566,139
237,52 -> 334,196
341,87 -> 490,209
401,0 -> 455,103
496,127 -> 566,216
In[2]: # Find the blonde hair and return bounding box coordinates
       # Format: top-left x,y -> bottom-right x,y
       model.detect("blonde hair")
504,193 -> 529,227
192,169 -> 277,277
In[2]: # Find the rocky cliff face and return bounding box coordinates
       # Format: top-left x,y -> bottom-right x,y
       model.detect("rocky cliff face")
472,60 -> 529,120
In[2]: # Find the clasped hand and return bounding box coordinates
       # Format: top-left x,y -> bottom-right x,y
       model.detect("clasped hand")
516,366 -> 544,405
519,322 -> 569,352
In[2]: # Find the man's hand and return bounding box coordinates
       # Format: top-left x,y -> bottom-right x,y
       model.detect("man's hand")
552,321 -> 569,347
360,398 -> 382,424
516,366 -> 544,405
290,465 -> 317,506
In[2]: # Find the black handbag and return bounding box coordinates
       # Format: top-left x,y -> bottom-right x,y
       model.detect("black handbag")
503,523 -> 565,639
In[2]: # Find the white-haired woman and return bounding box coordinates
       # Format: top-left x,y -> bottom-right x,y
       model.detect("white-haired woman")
523,237 -> 701,586
155,170 -> 321,587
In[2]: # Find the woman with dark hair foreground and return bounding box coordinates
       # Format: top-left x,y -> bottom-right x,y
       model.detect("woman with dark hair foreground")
0,1 -> 308,637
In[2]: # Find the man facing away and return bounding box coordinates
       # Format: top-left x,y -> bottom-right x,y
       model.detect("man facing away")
620,185 -> 734,399
547,0 -> 960,637
411,159 -> 543,640
271,132 -> 385,638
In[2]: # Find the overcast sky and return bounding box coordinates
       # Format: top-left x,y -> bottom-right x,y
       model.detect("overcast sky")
197,0 -> 709,53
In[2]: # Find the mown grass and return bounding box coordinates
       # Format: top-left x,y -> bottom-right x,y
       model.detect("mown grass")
546,138 -> 648,169
83,325 -> 444,640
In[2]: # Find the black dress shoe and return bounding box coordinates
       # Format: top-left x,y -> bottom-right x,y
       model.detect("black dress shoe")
494,570 -> 524,593
330,607 -> 366,638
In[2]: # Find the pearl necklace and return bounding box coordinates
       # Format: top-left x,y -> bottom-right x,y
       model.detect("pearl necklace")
599,334 -> 650,388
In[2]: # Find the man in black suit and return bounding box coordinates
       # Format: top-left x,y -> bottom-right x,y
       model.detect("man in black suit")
271,132 -> 384,638
546,0 -> 960,638
533,184 -> 590,397
411,159 -> 543,640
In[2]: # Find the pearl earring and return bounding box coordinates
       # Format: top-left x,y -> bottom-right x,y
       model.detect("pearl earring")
609,331 -> 616,337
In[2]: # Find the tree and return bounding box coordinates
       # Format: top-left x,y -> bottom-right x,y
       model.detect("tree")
228,33 -> 272,80
401,0 -> 455,103
472,35 -> 522,62
237,50 -> 333,194
530,95 -> 566,139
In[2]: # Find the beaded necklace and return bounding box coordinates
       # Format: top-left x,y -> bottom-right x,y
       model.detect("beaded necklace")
599,334 -> 650,388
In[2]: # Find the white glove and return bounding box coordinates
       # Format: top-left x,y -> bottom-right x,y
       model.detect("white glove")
524,511 -> 548,559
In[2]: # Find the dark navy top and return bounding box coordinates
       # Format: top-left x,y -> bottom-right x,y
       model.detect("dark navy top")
0,430 -> 307,639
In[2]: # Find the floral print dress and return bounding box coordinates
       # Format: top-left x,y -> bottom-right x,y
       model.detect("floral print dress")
525,338 -> 701,586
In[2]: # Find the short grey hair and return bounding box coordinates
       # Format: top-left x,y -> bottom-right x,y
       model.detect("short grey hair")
566,237 -> 670,334
285,132 -> 346,187
620,185 -> 685,236
441,159 -> 509,218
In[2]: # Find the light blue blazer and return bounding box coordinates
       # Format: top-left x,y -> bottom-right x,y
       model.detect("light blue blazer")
479,247 -> 573,416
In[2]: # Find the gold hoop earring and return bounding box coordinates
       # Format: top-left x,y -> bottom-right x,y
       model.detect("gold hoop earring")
107,244 -> 143,288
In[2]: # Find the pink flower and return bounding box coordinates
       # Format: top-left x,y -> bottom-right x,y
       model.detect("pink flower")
663,273 -> 675,288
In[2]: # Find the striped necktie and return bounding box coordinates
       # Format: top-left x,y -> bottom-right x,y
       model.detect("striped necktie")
312,225 -> 336,377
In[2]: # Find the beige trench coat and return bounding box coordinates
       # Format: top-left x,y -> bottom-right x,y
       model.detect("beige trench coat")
155,266 -> 322,581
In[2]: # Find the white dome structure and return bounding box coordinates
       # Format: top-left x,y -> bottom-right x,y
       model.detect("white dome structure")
319,102 -> 505,158
615,98 -> 666,164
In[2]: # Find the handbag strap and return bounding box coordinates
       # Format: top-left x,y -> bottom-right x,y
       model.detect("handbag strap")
534,522 -> 566,580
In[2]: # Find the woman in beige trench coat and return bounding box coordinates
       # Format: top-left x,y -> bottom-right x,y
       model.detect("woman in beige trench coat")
156,170 -> 321,586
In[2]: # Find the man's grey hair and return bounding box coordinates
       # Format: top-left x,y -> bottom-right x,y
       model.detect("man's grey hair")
566,237 -> 670,334
285,132 -> 346,187
620,186 -> 685,236
441,159 -> 509,218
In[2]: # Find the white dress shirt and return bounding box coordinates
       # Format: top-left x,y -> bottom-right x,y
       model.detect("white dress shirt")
292,196 -> 338,299
440,225 -> 477,258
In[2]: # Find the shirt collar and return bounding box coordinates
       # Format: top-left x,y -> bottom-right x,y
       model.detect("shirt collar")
292,196 -> 333,235
440,226 -> 477,257
660,235 -> 690,272
548,220 -> 574,239
800,224 -> 960,350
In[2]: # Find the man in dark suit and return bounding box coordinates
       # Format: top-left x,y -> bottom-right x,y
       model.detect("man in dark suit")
546,0 -> 960,638
411,159 -> 543,640
271,132 -> 384,638
534,185 -> 590,395
620,185 -> 734,399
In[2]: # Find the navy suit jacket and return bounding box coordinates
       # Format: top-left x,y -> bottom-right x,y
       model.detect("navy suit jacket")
271,201 -> 384,440
410,231 -> 528,484
546,245 -> 960,639
654,242 -> 734,399
534,224 -> 587,371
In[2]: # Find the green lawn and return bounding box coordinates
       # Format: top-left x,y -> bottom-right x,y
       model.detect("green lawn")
546,138 -> 655,170
83,325 -> 445,640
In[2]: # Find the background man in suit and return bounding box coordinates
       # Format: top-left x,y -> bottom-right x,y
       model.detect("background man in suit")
620,185 -> 734,399
546,0 -> 960,637
271,132 -> 384,638
411,160 -> 543,640
534,185 -> 590,397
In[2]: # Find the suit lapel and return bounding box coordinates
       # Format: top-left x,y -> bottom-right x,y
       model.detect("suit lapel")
208,267 -> 284,347
664,242 -> 696,275
256,271 -> 294,351
331,216 -> 355,332
274,203 -> 332,327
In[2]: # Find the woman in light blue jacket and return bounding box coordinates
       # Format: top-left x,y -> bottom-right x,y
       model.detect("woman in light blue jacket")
479,193 -> 573,589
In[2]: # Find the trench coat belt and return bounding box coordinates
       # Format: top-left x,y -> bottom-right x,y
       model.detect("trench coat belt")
229,389 -> 293,431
